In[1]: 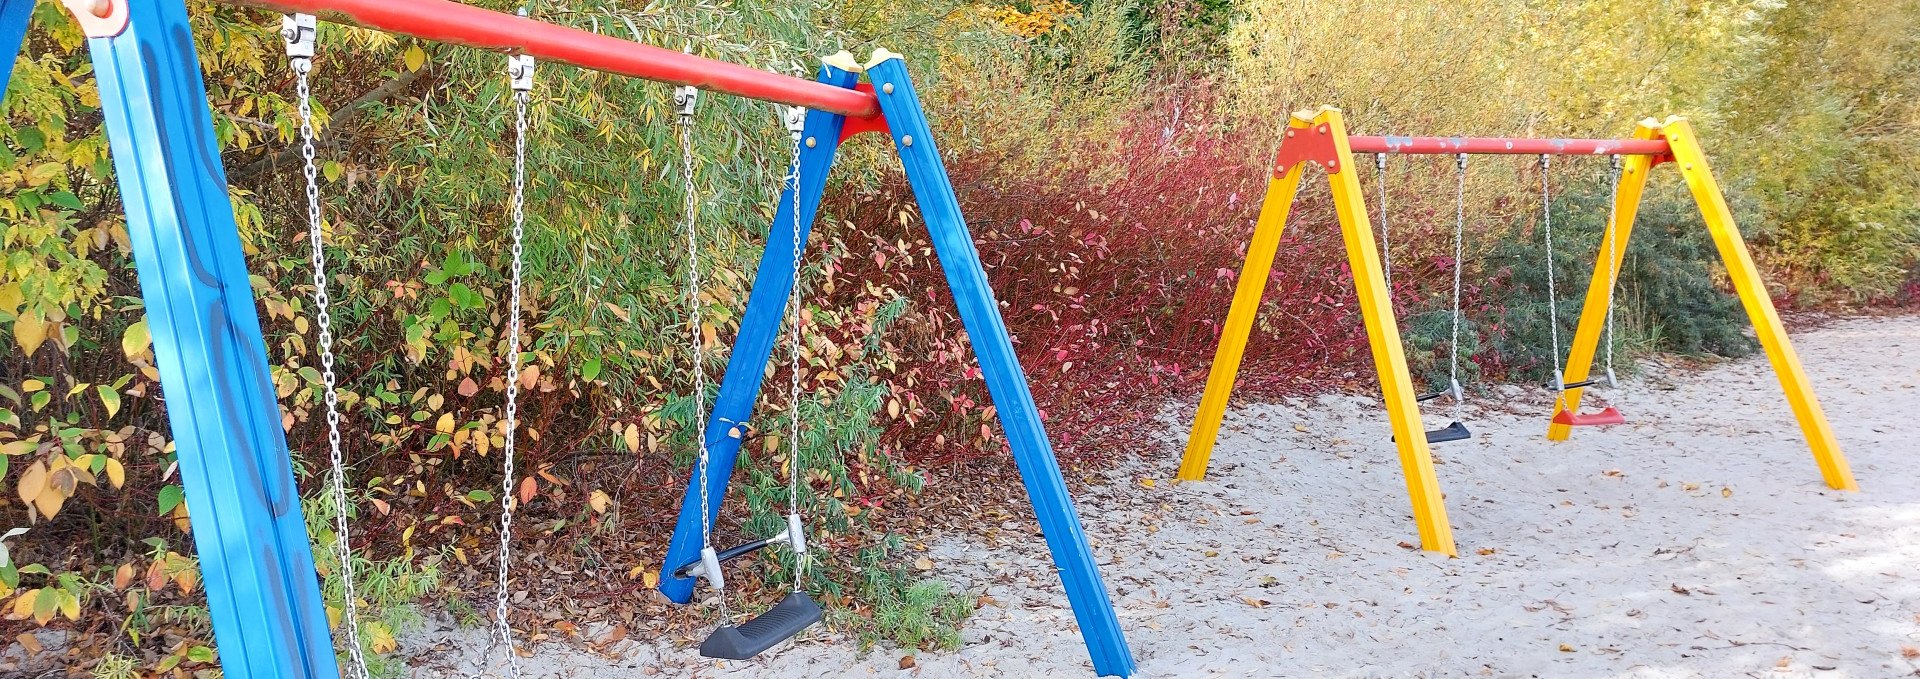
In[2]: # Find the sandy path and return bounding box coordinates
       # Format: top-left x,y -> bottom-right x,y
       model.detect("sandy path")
412,315 -> 1920,678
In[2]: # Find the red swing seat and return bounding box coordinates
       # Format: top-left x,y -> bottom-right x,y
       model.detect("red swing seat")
1552,406 -> 1625,426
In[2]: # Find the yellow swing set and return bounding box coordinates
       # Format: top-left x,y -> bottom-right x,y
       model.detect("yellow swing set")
1177,107 -> 1858,557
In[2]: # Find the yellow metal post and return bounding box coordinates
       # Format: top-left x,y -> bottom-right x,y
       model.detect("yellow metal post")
1316,110 -> 1456,556
1661,118 -> 1857,490
1547,122 -> 1661,440
1177,166 -> 1307,481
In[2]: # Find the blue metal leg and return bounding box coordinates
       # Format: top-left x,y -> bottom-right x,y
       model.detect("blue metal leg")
0,0 -> 32,101
865,56 -> 1136,678
658,65 -> 861,602
87,3 -> 337,677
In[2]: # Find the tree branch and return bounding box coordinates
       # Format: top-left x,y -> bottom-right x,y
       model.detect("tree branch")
234,67 -> 431,178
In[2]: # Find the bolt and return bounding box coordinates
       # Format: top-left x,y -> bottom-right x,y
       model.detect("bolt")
902,135 -> 913,147
1286,129 -> 1296,138
882,83 -> 895,94
805,137 -> 817,148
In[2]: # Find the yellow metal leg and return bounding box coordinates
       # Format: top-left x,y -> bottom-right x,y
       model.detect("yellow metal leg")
1662,119 -> 1856,490
1177,168 -> 1306,481
1548,123 -> 1660,441
1319,110 -> 1456,556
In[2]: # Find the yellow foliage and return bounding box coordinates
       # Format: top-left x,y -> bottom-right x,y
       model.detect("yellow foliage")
991,1 -> 1082,38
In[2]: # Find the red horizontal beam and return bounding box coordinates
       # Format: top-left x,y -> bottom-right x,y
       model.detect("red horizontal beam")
1349,135 -> 1670,156
227,0 -> 882,119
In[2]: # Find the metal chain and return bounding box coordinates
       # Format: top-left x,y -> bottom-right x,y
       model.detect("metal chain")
1373,154 -> 1392,296
782,106 -> 807,591
492,68 -> 531,679
677,85 -> 728,620
1602,155 -> 1623,381
287,23 -> 370,679
1447,153 -> 1469,401
1539,155 -> 1566,409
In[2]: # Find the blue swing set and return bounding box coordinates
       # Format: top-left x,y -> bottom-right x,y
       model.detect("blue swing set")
4,0 -> 1134,676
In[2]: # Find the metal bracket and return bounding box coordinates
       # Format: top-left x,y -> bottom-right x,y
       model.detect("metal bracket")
674,85 -> 699,118
785,105 -> 807,142
507,54 -> 535,92
281,13 -> 316,71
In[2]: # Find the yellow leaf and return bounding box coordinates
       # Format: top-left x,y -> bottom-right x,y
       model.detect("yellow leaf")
0,440 -> 36,456
19,379 -> 44,394
622,423 -> 640,453
57,591 -> 78,621
403,44 -> 426,72
642,570 -> 659,588
34,486 -> 67,520
0,284 -> 20,317
435,412 -> 454,435
588,489 -> 611,514
121,320 -> 151,360
1138,478 -> 1155,488
16,461 -> 47,504
368,620 -> 398,654
104,459 -> 125,489
13,310 -> 47,357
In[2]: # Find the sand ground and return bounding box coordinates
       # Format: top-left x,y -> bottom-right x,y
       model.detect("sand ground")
409,315 -> 1920,678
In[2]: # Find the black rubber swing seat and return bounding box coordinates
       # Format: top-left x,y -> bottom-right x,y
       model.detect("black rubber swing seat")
1391,421 -> 1472,444
699,591 -> 824,660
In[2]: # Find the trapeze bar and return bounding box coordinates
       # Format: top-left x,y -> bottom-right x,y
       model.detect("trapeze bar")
225,0 -> 883,119
1351,135 -> 1671,156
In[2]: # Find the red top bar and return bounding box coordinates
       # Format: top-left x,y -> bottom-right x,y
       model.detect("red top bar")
230,0 -> 882,119
1349,135 -> 1670,156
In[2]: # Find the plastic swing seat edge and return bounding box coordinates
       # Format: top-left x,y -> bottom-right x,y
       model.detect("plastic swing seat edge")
698,591 -> 825,660
1552,407 -> 1625,427
1391,421 -> 1471,444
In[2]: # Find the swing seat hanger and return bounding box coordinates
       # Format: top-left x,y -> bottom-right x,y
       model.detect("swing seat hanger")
671,514 -> 808,585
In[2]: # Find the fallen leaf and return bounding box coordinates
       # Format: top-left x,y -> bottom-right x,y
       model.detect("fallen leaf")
1560,643 -> 1575,652
589,489 -> 612,514
913,557 -> 933,571
898,655 -> 916,669
1721,487 -> 1733,498
15,633 -> 41,654
1477,547 -> 1497,556
1138,478 -> 1155,488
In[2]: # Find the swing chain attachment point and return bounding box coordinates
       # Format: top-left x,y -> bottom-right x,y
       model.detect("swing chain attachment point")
285,12 -> 369,679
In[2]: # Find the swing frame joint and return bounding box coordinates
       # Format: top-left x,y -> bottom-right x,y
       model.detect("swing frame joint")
281,13 -> 315,65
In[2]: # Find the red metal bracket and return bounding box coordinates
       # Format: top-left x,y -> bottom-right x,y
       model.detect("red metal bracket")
837,83 -> 890,142
1271,123 -> 1344,178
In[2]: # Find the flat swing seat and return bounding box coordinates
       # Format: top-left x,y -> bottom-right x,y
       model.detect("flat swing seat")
698,591 -> 824,660
1552,407 -> 1625,427
1392,421 -> 1472,444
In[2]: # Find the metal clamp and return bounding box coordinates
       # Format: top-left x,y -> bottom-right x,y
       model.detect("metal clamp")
507,54 -> 535,92
784,106 -> 808,142
281,13 -> 316,69
674,85 -> 700,118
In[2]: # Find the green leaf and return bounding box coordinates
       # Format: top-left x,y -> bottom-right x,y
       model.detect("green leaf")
186,645 -> 216,663
97,385 -> 121,419
321,160 -> 344,182
49,191 -> 83,211
581,357 -> 602,382
121,320 -> 151,360
158,484 -> 185,515
466,489 -> 495,502
298,366 -> 324,384
0,564 -> 17,589
29,391 -> 50,412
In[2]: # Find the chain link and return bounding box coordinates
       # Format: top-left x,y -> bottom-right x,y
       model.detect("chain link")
1447,154 -> 1468,400
1539,155 -> 1567,410
676,87 -> 729,620
291,48 -> 371,679
1602,155 -> 1623,380
492,84 -> 530,679
783,107 -> 807,591
1373,154 -> 1392,296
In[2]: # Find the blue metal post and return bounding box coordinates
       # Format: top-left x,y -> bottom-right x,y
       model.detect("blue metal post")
658,65 -> 861,602
87,2 -> 338,677
865,56 -> 1135,677
0,0 -> 31,101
